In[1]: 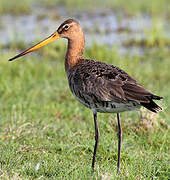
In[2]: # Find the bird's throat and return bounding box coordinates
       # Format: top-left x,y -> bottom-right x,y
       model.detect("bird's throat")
65,38 -> 85,72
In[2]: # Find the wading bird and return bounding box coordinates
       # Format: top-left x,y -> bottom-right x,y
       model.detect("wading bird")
9,19 -> 163,173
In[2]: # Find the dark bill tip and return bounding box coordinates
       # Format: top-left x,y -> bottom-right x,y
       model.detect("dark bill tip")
8,54 -> 22,61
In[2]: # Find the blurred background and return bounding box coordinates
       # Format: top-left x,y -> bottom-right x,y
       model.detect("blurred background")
0,0 -> 169,179
0,0 -> 170,50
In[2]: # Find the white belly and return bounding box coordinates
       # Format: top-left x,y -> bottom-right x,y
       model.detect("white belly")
94,101 -> 141,113
74,94 -> 141,113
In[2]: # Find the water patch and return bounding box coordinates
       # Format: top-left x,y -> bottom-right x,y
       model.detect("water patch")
0,7 -> 169,55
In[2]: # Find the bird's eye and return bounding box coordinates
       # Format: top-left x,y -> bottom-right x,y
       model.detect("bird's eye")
64,25 -> 69,30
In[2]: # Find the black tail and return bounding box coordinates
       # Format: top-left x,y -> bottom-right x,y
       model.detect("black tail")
140,95 -> 163,113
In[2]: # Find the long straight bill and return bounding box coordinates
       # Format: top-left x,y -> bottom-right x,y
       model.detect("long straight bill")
9,32 -> 60,61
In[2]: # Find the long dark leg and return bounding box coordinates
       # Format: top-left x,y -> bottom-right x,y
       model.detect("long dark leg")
117,113 -> 122,174
92,110 -> 100,172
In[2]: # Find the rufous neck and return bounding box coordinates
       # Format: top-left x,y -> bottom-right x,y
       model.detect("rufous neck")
65,35 -> 85,72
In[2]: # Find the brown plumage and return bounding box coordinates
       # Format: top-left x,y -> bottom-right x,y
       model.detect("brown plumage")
9,18 -> 163,173
68,59 -> 162,112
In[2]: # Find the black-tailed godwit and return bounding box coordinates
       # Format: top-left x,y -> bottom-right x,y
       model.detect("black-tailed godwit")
9,19 -> 163,173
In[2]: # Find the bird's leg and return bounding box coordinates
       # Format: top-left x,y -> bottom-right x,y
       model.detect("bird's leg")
117,113 -> 122,174
92,110 -> 100,172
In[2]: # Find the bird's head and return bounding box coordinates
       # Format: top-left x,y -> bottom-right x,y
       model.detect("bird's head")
57,19 -> 82,40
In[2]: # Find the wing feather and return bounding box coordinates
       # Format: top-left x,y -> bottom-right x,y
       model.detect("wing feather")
70,59 -> 162,112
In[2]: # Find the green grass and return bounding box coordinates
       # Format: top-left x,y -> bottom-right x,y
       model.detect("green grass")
0,42 -> 169,179
0,0 -> 31,14
0,0 -> 169,16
